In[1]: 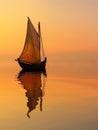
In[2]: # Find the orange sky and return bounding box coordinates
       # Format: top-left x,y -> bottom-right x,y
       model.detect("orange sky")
0,0 -> 98,58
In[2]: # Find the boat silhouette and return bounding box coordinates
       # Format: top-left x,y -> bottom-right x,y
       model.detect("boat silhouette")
16,17 -> 47,72
17,70 -> 46,118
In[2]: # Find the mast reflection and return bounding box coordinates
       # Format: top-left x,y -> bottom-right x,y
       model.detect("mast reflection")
17,70 -> 47,118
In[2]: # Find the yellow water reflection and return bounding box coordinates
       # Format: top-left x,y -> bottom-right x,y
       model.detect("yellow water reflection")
0,59 -> 98,130
17,70 -> 46,118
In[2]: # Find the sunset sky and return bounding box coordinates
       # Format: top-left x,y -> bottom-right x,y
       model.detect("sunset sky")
0,0 -> 98,58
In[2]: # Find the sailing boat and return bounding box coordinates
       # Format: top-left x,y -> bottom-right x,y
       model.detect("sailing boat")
16,17 -> 47,72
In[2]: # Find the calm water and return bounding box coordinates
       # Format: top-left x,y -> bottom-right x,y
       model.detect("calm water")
0,53 -> 98,130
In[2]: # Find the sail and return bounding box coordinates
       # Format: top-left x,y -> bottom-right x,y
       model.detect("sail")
38,22 -> 46,62
19,17 -> 40,64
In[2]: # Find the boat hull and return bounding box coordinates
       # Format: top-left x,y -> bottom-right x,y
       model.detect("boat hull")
17,58 -> 47,72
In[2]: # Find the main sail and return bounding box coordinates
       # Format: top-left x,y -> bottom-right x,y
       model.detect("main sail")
19,17 -> 40,64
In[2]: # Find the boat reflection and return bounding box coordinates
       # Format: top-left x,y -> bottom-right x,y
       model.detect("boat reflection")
17,70 -> 47,118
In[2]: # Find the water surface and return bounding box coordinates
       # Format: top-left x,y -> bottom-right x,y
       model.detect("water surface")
0,53 -> 98,130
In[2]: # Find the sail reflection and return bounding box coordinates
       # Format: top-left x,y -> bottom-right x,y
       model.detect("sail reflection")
17,70 -> 46,118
